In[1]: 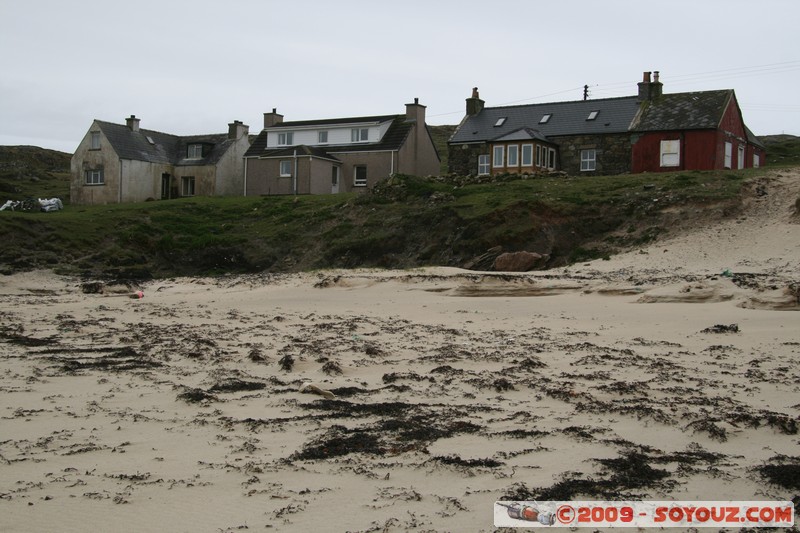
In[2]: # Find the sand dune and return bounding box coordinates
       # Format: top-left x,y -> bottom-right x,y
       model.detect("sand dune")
0,169 -> 798,532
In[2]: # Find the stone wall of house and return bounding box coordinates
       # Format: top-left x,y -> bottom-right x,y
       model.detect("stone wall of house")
447,142 -> 488,175
551,133 -> 632,176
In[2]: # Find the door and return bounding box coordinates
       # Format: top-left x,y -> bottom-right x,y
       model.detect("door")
161,173 -> 171,199
331,165 -> 340,193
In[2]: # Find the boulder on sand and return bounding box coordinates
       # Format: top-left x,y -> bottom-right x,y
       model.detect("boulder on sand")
493,251 -> 548,272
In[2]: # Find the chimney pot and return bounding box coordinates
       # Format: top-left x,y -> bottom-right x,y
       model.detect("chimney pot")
653,71 -> 660,83
642,71 -> 652,83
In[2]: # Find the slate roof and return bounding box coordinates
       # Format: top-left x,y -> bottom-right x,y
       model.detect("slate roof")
449,96 -> 641,144
631,90 -> 733,131
96,121 -> 236,165
245,115 -> 414,158
450,89 -> 747,146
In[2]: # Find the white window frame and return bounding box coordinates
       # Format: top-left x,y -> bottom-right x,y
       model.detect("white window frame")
547,148 -> 556,170
492,145 -> 504,168
181,176 -> 195,197
580,149 -> 596,171
188,144 -> 203,159
535,145 -> 542,167
85,169 -> 103,185
753,153 -> 760,168
521,144 -> 533,167
660,140 -> 680,167
507,145 -> 519,167
737,144 -> 745,169
278,132 -> 293,146
90,131 -> 101,150
354,165 -> 367,187
478,154 -> 490,175
279,160 -> 292,177
724,142 -> 732,169
351,128 -> 369,143
318,131 -> 328,144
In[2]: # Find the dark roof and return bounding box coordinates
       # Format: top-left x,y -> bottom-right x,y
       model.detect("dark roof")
631,90 -> 733,131
96,121 -> 235,165
268,114 -> 399,129
245,115 -> 413,158
449,96 -> 641,144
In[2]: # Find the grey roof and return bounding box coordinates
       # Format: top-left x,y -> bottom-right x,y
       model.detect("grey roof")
96,121 -> 235,165
245,115 -> 413,158
631,90 -> 733,131
450,89 -> 752,145
449,96 -> 641,144
268,114 -> 399,129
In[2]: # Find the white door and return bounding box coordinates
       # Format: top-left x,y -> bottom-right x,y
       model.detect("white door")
331,166 -> 339,193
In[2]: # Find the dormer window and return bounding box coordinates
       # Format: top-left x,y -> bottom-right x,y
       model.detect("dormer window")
587,111 -> 599,121
278,132 -> 294,146
351,128 -> 369,143
539,114 -> 552,124
188,144 -> 203,159
494,117 -> 507,127
318,131 -> 328,144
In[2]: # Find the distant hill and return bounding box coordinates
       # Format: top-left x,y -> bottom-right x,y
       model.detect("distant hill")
759,134 -> 800,166
0,146 -> 71,202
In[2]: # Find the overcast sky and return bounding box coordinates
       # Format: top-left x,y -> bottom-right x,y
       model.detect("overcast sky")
2,0 -> 799,154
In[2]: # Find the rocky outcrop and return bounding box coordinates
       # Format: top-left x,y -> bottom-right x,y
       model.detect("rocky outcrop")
493,251 -> 549,272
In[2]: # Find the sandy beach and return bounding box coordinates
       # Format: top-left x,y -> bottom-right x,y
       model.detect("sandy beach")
1,169 -> 798,532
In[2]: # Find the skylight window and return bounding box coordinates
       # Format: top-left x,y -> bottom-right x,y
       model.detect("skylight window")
587,111 -> 599,121
494,117 -> 507,127
146,136 -> 155,145
539,114 -> 552,124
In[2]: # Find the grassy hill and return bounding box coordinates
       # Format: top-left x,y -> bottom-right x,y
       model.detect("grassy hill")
0,139 -> 797,279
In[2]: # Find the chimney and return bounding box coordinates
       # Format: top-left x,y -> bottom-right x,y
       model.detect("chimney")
651,70 -> 663,99
466,87 -> 485,116
263,108 -> 284,129
405,97 -> 426,124
126,114 -> 140,132
228,120 -> 249,140
638,71 -> 663,102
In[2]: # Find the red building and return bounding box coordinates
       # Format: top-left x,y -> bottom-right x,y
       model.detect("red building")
448,71 -> 766,177
630,72 -> 766,173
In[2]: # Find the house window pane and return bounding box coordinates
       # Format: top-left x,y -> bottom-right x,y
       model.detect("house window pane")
478,154 -> 490,175
278,132 -> 293,146
181,176 -> 195,196
660,140 -> 680,167
521,144 -> 533,166
85,169 -> 103,185
318,131 -> 328,144
492,146 -> 504,168
354,165 -> 367,186
580,149 -> 596,171
753,154 -> 760,168
535,145 -> 541,167
188,144 -> 203,159
737,145 -> 745,169
507,145 -> 519,167
90,132 -> 101,150
351,128 -> 368,142
280,160 -> 292,177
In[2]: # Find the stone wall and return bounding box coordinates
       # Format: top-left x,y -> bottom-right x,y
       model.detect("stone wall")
550,133 -> 632,176
447,142 -> 488,175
